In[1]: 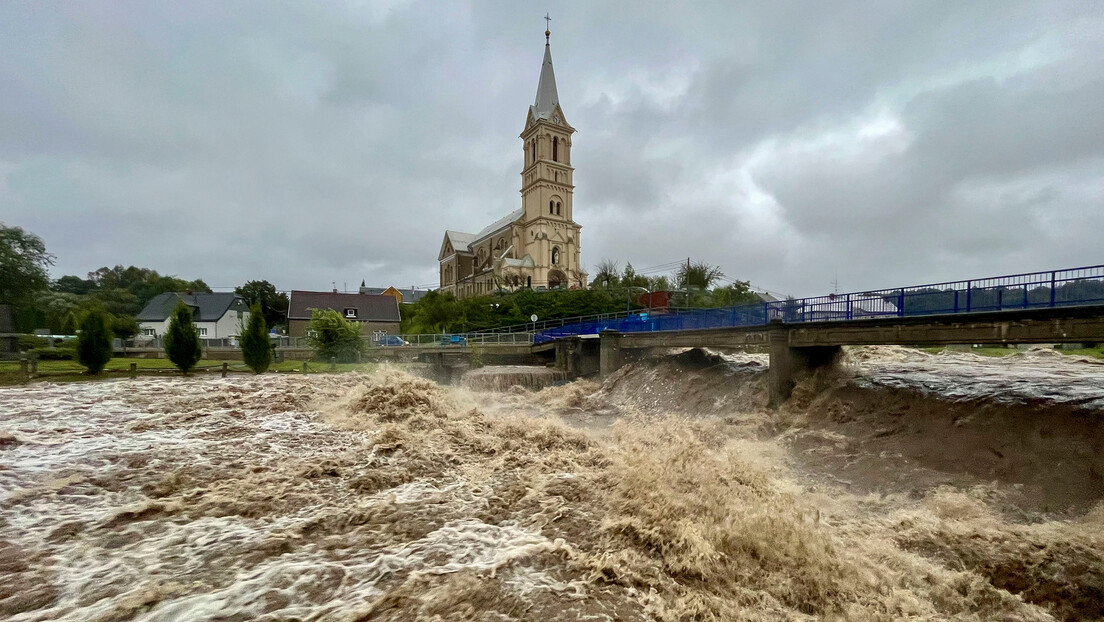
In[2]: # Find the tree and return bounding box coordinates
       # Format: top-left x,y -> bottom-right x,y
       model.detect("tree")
590,259 -> 620,289
677,260 -> 724,290
621,263 -> 650,289
76,309 -> 113,374
235,280 -> 289,329
111,315 -> 140,341
164,303 -> 202,374
306,309 -> 364,363
241,304 -> 271,374
710,281 -> 759,307
1,224 -> 54,330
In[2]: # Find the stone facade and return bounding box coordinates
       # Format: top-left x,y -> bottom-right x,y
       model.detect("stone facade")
438,34 -> 586,298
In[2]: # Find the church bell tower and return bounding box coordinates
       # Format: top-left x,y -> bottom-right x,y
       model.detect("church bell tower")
518,22 -> 584,289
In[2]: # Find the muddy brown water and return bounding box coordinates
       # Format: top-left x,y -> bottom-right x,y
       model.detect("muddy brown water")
1,348 -> 1103,620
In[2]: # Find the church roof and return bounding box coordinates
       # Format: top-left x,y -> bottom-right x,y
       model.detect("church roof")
530,42 -> 560,120
473,208 -> 524,243
444,230 -> 476,254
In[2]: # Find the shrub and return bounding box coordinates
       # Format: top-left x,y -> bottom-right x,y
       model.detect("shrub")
241,303 -> 271,374
164,302 -> 202,374
17,334 -> 49,351
306,309 -> 364,363
29,345 -> 75,360
76,309 -> 113,374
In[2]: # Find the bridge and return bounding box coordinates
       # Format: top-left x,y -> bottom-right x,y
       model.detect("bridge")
512,265 -> 1104,405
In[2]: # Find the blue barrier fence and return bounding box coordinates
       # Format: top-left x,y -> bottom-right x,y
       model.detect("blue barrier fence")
533,264 -> 1104,344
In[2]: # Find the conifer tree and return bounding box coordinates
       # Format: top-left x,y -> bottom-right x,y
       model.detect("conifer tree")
164,302 -> 202,374
76,309 -> 113,374
241,303 -> 271,374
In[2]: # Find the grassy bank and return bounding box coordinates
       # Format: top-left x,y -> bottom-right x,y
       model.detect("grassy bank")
0,358 -> 379,385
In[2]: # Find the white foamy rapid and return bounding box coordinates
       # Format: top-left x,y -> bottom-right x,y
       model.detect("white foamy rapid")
0,376 -> 577,621
3,351 -> 1104,620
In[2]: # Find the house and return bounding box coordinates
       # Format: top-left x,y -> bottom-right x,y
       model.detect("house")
286,290 -> 401,338
357,285 -> 430,305
438,29 -> 587,298
137,292 -> 250,339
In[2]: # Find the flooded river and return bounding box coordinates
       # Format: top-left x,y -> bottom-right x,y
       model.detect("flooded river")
2,347 -> 1103,620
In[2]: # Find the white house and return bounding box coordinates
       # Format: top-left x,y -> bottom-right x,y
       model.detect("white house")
137,292 -> 250,340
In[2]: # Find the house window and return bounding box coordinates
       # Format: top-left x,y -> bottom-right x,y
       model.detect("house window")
553,137 -> 558,162
197,327 -> 208,337
142,328 -> 156,337
344,308 -> 358,319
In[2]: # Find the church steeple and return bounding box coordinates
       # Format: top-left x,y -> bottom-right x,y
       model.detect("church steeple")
531,38 -> 560,120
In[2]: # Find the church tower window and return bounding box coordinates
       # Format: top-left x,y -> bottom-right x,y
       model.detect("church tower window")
551,247 -> 560,265
549,200 -> 554,215
553,137 -> 558,162
556,201 -> 561,215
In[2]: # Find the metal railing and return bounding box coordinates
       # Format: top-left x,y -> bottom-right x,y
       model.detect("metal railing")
532,264 -> 1104,344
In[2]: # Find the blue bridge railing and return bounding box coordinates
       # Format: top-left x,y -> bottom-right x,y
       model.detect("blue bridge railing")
532,264 -> 1104,344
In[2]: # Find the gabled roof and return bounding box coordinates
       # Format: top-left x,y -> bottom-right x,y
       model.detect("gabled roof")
137,292 -> 247,322
531,42 -> 560,120
473,208 -> 523,243
445,230 -> 475,250
287,290 -> 400,322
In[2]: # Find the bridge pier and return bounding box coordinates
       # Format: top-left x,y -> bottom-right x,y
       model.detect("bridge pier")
600,330 -> 623,378
768,322 -> 841,406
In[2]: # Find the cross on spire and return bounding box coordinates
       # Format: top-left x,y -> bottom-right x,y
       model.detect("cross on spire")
544,13 -> 551,41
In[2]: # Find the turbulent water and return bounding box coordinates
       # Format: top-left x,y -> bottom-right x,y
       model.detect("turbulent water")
2,347 -> 1103,620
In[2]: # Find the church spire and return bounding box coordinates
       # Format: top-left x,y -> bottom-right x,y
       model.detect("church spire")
531,22 -> 560,120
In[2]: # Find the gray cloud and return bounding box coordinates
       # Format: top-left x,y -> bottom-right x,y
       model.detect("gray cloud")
1,1 -> 1101,296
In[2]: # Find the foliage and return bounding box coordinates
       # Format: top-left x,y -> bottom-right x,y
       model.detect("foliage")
306,309 -> 364,363
706,282 -> 759,307
590,259 -> 620,289
18,334 -> 49,351
677,260 -> 725,290
403,287 -> 630,334
241,304 -> 272,374
111,315 -> 140,341
76,309 -> 113,374
235,280 -> 289,330
620,263 -> 650,289
164,303 -> 202,374
51,265 -> 210,318
0,224 -> 54,330
29,345 -> 76,360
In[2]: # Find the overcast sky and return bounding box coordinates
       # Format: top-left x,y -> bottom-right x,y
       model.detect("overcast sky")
2,1 -> 1102,296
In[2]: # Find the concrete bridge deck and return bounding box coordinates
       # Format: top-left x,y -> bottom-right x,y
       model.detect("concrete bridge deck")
586,305 -> 1104,406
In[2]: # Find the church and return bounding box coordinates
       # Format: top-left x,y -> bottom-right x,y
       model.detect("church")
438,28 -> 586,298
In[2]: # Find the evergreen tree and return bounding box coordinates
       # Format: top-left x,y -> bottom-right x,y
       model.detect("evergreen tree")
164,302 -> 202,374
76,309 -> 113,374
241,303 -> 271,374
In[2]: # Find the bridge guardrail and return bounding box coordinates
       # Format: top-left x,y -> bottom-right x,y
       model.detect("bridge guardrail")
533,264 -> 1104,344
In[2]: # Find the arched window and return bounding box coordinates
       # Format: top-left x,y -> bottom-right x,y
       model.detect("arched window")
552,137 -> 558,162
531,141 -> 536,164
551,247 -> 560,265
556,202 -> 562,215
549,200 -> 554,215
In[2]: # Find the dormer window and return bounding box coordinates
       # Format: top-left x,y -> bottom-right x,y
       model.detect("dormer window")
344,308 -> 358,319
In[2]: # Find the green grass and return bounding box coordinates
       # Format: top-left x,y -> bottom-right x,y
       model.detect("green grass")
0,357 -> 378,385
